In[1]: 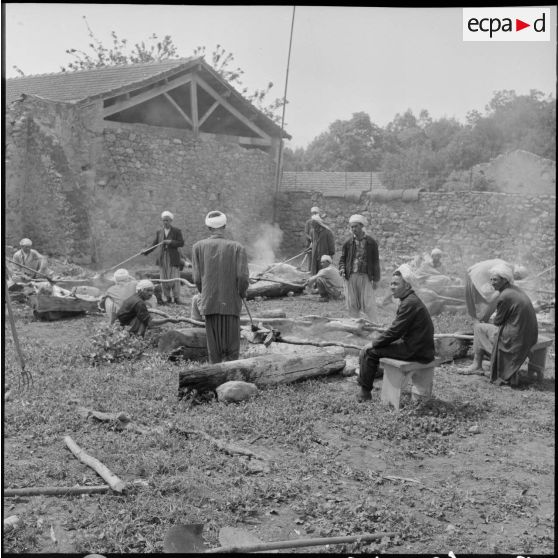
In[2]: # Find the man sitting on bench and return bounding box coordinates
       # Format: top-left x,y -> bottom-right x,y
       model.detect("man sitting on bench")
460,263 -> 538,386
357,265 -> 435,401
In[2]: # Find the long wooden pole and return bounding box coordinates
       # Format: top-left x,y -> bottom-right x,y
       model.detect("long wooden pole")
272,6 -> 296,224
4,279 -> 28,385
205,531 -> 397,553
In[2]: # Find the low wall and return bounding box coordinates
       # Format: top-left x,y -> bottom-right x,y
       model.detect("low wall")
276,190 -> 556,285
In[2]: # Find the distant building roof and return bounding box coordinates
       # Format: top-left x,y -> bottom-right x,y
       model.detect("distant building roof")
6,57 -> 289,139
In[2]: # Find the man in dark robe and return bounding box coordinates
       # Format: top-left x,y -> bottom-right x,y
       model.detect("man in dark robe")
309,215 -> 336,275
460,263 -> 538,385
357,267 -> 435,401
192,211 -> 250,364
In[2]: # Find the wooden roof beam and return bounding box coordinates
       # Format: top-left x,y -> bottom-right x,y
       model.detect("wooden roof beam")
198,100 -> 220,129
103,74 -> 193,117
195,76 -> 271,141
163,93 -> 193,127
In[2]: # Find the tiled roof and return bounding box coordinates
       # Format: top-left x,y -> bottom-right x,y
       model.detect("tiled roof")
5,57 -> 199,105
5,56 -> 289,138
281,171 -> 384,193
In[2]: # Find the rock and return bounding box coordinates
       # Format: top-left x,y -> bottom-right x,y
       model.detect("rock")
468,425 -> 481,434
445,524 -> 457,532
3,515 -> 20,530
216,381 -> 258,403
341,364 -> 357,377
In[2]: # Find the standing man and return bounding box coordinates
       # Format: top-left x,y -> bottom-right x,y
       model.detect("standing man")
11,238 -> 50,280
309,215 -> 336,275
192,211 -> 250,364
142,211 -> 185,305
460,263 -> 538,386
303,206 -> 321,271
357,267 -> 435,401
338,214 -> 380,323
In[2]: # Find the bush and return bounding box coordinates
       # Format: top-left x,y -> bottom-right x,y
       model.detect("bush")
83,323 -> 148,365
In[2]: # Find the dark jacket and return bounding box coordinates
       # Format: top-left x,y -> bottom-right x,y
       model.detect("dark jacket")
373,290 -> 435,363
144,226 -> 184,268
338,234 -> 380,282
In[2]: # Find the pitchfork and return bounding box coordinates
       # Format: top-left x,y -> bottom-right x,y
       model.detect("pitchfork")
4,278 -> 33,390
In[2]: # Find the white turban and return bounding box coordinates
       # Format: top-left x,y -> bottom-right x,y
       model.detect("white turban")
205,211 -> 227,228
136,279 -> 154,292
349,214 -> 366,225
431,248 -> 442,256
310,206 -> 320,214
161,211 -> 174,220
320,255 -> 332,263
395,264 -> 416,286
113,268 -> 131,283
489,263 -> 514,285
513,264 -> 528,280
20,238 -> 32,247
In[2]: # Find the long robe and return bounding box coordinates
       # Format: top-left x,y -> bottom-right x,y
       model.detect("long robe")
310,226 -> 335,275
490,285 -> 538,382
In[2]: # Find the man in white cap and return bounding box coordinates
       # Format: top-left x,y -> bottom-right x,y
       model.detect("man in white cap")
338,214 -> 380,322
142,211 -> 185,305
99,268 -> 157,324
302,206 -> 321,271
357,267 -> 435,401
116,280 -> 177,337
192,211 -> 250,363
460,263 -> 538,386
305,255 -> 344,302
308,215 -> 336,276
11,238 -> 50,280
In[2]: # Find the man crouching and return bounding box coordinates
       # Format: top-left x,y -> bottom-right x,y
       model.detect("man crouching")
357,267 -> 435,401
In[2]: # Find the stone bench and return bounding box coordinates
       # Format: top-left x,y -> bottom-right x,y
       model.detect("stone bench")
380,357 -> 442,411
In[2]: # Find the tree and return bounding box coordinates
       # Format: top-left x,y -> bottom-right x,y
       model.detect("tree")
60,17 -> 283,122
302,112 -> 384,171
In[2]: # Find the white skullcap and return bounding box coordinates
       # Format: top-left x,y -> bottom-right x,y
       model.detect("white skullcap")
161,211 -> 174,220
20,238 -> 33,246
431,248 -> 442,256
205,211 -> 227,228
320,255 -> 332,263
310,206 -> 320,214
349,214 -> 366,225
489,263 -> 514,285
311,214 -> 325,225
395,264 -> 416,285
136,279 -> 154,292
113,268 -> 131,283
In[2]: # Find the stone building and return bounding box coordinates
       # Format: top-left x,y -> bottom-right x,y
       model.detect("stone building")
5,57 -> 289,265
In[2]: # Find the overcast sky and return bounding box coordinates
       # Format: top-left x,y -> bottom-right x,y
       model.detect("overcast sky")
3,4 -> 557,148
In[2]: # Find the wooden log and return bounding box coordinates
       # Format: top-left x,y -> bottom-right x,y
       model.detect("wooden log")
4,479 -> 149,498
278,335 -> 362,351
63,436 -> 126,493
28,294 -> 99,315
178,348 -> 346,394
158,328 -> 209,361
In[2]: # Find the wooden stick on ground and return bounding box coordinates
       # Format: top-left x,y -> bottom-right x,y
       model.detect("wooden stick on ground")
63,436 -> 126,493
4,479 -> 148,498
205,531 -> 398,554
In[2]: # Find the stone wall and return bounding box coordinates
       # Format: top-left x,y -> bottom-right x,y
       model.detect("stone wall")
276,190 -> 556,285
5,96 -> 277,266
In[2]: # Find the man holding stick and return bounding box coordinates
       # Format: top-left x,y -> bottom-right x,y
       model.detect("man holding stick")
192,211 -> 250,363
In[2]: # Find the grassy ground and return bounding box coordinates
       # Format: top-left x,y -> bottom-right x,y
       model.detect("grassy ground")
3,288 -> 555,554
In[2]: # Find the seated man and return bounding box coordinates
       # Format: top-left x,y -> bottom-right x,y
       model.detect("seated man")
357,266 -> 435,401
99,269 -> 157,324
305,255 -> 344,301
116,280 -> 176,337
190,292 -> 205,322
11,238 -> 51,280
460,263 -> 538,385
465,258 -> 529,322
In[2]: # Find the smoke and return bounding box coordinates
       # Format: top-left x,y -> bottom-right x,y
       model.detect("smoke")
248,223 -> 284,266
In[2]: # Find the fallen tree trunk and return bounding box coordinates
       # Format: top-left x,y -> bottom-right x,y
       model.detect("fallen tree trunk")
158,328 -> 209,361
178,348 -> 345,394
